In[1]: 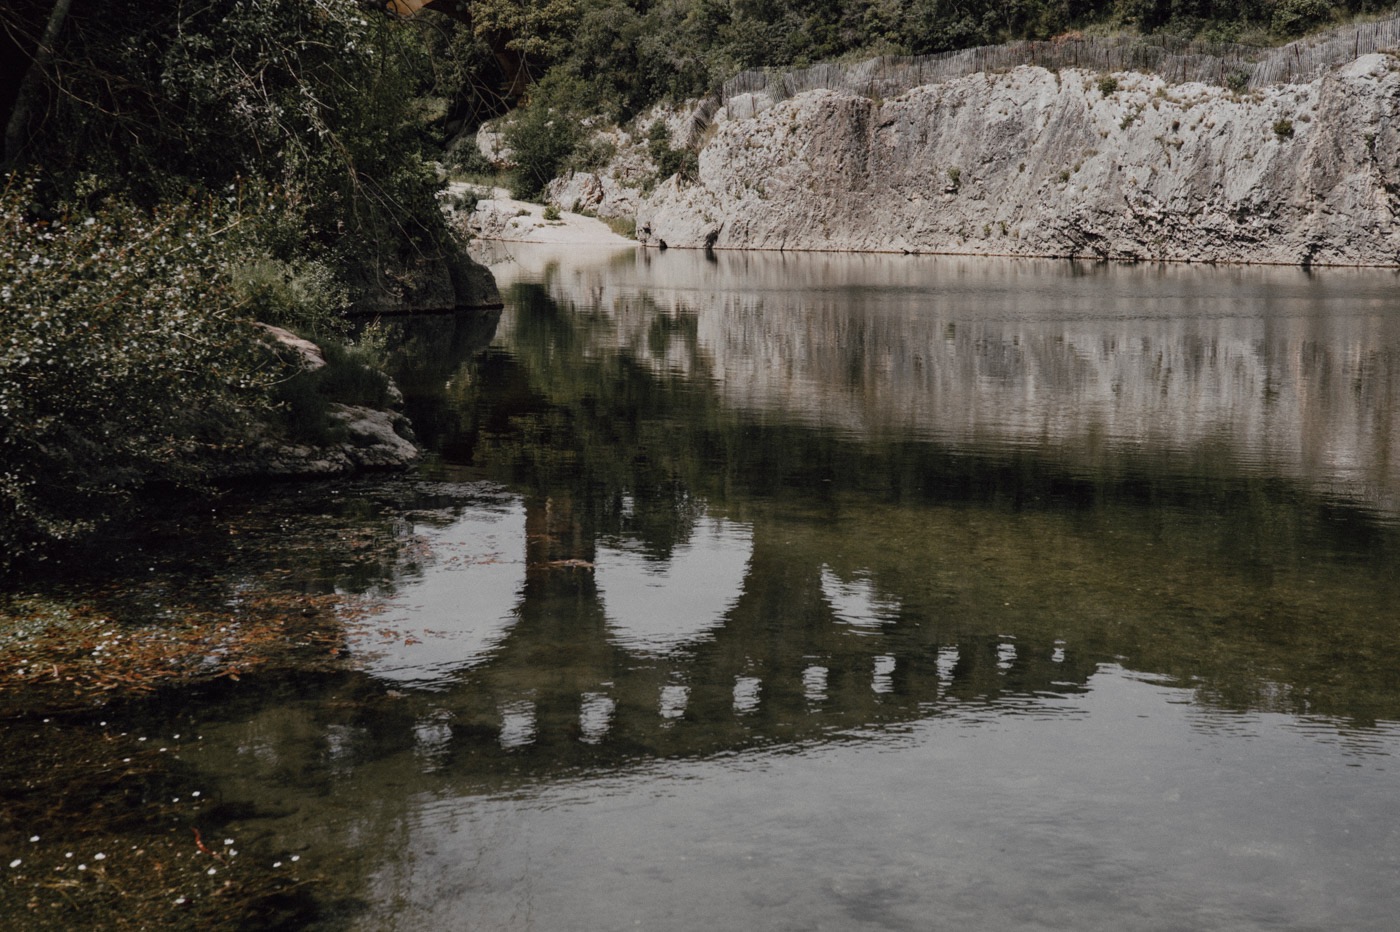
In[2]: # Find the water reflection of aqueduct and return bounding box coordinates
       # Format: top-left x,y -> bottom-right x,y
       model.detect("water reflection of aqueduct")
372,491 -> 1097,769
366,248 -> 1400,765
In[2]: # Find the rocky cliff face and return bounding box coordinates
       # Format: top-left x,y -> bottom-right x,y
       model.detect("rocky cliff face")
638,54 -> 1400,266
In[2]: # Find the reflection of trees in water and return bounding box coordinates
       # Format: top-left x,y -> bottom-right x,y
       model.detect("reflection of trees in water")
248,268 -> 1400,823
520,252 -> 1400,516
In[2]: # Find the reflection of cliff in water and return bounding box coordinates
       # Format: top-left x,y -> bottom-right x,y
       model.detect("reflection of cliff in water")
364,266 -> 1400,754
491,248 -> 1400,518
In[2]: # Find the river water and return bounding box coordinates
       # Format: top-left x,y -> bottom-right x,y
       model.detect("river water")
9,246 -> 1400,929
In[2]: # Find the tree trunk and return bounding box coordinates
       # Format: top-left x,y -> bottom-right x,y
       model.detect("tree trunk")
3,0 -> 75,168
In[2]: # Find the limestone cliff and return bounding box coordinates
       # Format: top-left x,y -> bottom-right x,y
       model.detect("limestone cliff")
638,54 -> 1400,266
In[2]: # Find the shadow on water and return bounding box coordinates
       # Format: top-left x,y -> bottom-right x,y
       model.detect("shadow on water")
6,250 -> 1400,929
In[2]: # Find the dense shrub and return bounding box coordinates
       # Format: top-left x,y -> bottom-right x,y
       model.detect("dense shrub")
646,121 -> 688,183
0,176 -> 276,569
503,72 -> 589,200
1271,0 -> 1336,35
233,255 -> 352,341
4,0 -> 457,303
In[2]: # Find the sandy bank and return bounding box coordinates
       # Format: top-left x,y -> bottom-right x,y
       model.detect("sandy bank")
448,183 -> 637,248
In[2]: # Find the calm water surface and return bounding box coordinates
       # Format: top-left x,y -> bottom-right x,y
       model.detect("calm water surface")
16,247 -> 1400,929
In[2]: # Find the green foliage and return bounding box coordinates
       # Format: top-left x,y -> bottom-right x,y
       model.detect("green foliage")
605,215 -> 638,238
271,336 -> 394,445
570,135 -> 619,172
647,121 -> 684,181
1272,0 -> 1335,36
420,0 -> 1388,141
901,0 -> 999,54
645,120 -> 698,185
443,187 -> 482,215
503,72 -> 590,200
543,204 -> 562,220
1099,75 -> 1121,96
449,136 -> 499,177
0,175 -> 277,568
232,256 -> 351,340
0,2 -> 479,569
471,0 -> 579,59
10,0 -> 457,305
1273,117 -> 1296,138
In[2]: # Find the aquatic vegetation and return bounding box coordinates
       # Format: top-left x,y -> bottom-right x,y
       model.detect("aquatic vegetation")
0,594 -> 348,716
0,719 -> 321,930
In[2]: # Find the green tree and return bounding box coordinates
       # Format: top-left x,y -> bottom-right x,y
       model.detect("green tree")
503,70 -> 589,199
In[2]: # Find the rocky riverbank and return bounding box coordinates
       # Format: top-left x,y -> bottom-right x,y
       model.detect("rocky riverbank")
223,248 -> 504,479
210,326 -> 421,479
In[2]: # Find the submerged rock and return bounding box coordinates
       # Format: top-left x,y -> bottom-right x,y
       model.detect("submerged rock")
638,54 -> 1400,266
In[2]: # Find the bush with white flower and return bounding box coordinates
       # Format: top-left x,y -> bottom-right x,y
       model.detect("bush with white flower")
0,175 -> 275,569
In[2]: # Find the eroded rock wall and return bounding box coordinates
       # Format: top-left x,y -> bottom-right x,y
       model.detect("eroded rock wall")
639,55 -> 1400,265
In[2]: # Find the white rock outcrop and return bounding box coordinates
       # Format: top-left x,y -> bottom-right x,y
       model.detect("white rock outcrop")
638,55 -> 1400,266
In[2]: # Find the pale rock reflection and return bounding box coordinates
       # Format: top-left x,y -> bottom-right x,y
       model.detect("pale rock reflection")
659,684 -> 690,722
937,647 -> 960,683
596,517 -> 753,654
498,700 -> 537,749
733,676 -> 762,714
820,567 -> 900,634
578,692 -> 615,744
352,497 -> 526,686
872,655 -> 897,694
997,642 -> 1017,671
803,665 -> 829,704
